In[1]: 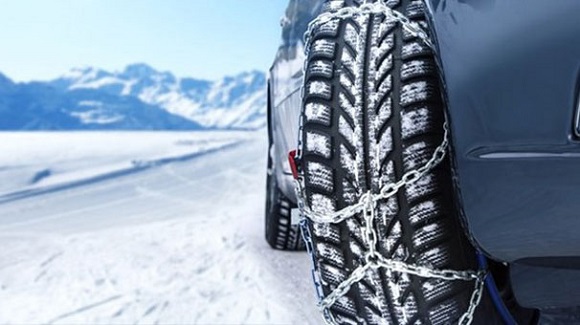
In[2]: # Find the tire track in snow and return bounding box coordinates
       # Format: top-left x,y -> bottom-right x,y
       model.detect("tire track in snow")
47,295 -> 123,324
0,140 -> 253,232
0,141 -> 243,205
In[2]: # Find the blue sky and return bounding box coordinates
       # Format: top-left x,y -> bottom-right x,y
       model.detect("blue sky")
0,0 -> 288,82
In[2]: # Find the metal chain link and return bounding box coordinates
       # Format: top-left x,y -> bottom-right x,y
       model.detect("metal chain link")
304,1 -> 435,52
459,271 -> 487,325
297,2 -> 486,324
295,122 -> 449,225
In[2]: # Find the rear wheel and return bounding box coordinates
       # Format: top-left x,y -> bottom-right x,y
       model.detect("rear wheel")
265,148 -> 305,251
299,1 -> 502,323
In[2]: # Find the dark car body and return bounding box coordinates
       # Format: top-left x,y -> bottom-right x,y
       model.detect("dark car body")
425,0 -> 580,308
269,49 -> 304,201
268,1 -> 322,202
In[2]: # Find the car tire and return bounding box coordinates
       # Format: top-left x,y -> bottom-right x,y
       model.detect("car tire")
298,0 -> 504,323
265,151 -> 306,251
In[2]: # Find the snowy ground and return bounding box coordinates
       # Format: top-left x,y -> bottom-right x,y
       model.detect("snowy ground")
0,131 -> 320,324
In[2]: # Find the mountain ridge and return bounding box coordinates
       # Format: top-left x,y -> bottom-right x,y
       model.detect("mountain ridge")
0,65 -> 266,130
50,64 -> 267,130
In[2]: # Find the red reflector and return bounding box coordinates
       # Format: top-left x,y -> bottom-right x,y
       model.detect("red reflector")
288,150 -> 299,179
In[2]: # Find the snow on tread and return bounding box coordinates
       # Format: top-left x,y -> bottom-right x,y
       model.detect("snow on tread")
300,0 -> 486,324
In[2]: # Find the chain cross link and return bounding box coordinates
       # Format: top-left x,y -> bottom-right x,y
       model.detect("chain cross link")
297,2 -> 486,324
295,122 -> 449,225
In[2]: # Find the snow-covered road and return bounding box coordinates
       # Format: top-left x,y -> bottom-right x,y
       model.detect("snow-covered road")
0,132 -> 320,324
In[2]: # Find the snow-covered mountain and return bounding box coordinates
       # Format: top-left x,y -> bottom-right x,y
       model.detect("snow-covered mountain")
0,65 -> 267,130
51,64 -> 267,129
0,72 -> 202,130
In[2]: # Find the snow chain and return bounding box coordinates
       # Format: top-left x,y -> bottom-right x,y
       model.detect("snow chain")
296,2 -> 487,324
